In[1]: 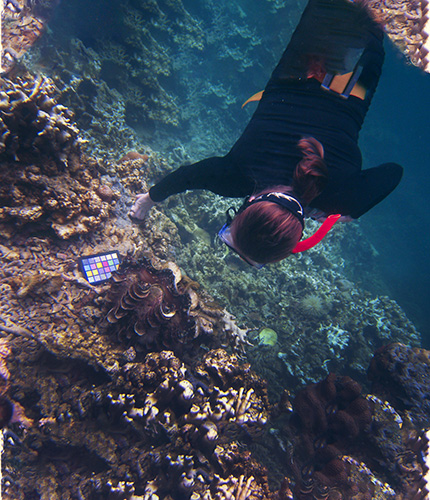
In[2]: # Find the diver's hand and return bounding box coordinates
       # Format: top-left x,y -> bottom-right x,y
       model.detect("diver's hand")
128,192 -> 156,222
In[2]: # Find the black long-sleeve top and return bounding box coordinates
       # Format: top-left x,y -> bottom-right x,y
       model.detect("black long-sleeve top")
149,79 -> 402,218
149,0 -> 403,219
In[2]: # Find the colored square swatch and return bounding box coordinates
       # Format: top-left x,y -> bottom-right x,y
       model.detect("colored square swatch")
78,251 -> 121,284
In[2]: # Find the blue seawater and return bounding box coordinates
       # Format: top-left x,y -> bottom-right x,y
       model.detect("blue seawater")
360,43 -> 430,345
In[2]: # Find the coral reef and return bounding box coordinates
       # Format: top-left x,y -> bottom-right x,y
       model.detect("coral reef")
175,213 -> 421,394
1,198 -> 429,499
0,338 -> 31,430
1,0 -> 59,74
113,152 -> 159,193
0,338 -> 12,428
368,343 -> 430,427
0,74 -> 122,238
2,331 -> 273,499
0,152 -> 119,238
0,114 -> 263,497
0,7 -> 427,498
19,0 -> 299,159
0,74 -> 83,164
104,256 -> 251,357
277,369 -> 430,499
366,0 -> 430,72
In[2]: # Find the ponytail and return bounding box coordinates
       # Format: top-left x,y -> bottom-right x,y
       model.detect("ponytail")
292,137 -> 328,204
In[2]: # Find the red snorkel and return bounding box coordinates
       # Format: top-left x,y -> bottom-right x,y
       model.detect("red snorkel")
292,213 -> 342,253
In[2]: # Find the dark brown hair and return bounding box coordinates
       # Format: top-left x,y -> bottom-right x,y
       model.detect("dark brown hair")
230,137 -> 328,264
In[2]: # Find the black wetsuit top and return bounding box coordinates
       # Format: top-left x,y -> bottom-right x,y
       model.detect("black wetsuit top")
149,1 -> 403,219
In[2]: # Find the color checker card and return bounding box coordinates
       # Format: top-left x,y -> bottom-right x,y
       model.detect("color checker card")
78,251 -> 121,284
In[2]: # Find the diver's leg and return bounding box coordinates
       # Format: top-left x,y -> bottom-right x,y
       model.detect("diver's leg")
269,0 -> 429,85
353,21 -> 384,103
268,0 -> 377,84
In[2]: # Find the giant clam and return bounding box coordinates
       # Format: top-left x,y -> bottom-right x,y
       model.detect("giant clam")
105,257 -> 209,354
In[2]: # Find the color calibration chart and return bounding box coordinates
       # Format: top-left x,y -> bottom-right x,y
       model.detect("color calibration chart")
78,251 -> 121,284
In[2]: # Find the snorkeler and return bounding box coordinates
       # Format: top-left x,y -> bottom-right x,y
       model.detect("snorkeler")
129,0 -> 421,268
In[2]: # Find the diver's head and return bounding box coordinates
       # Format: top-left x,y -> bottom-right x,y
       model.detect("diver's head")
218,137 -> 329,267
229,192 -> 304,265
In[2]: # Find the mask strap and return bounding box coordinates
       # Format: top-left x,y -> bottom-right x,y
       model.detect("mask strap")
292,214 -> 341,253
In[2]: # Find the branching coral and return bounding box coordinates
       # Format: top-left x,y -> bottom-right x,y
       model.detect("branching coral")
2,336 -> 272,499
